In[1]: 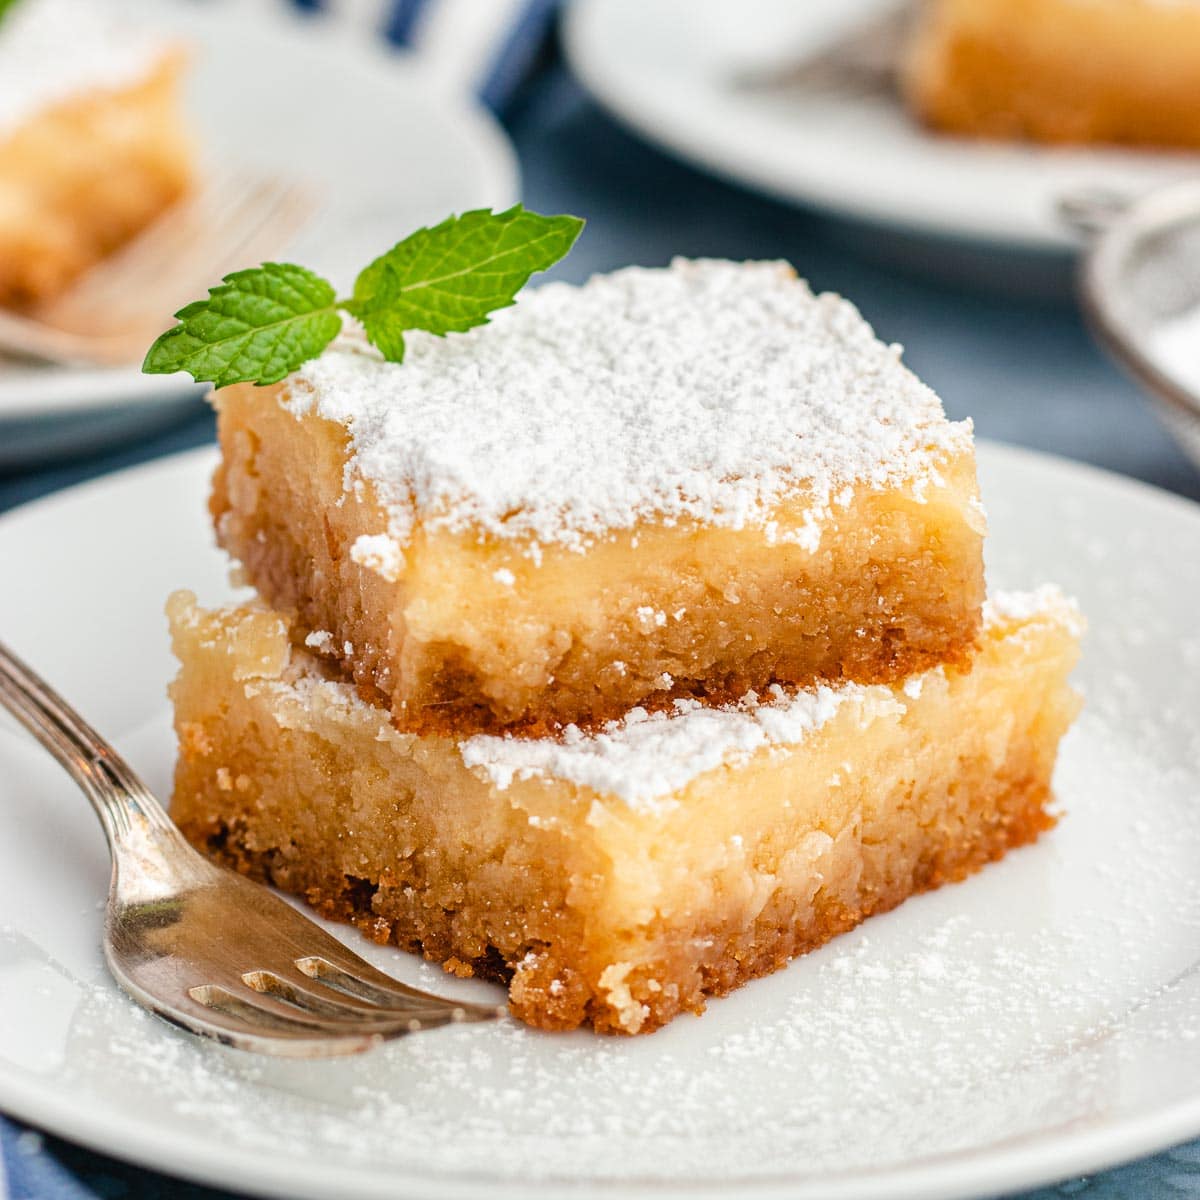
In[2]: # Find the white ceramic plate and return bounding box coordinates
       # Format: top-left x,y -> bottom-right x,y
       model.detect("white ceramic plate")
0,0 -> 518,465
564,0 -> 1200,253
2,442 -> 1200,1200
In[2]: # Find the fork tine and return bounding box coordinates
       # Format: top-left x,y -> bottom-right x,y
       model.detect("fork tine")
733,0 -> 909,94
130,177 -> 306,304
242,968 -> 477,1024
207,182 -> 314,282
296,955 -> 505,1022
137,179 -> 313,331
38,168 -> 249,326
164,989 -> 386,1058
123,179 -> 312,325
80,170 -> 259,288
190,984 -> 356,1034
739,52 -> 896,97
41,173 -> 313,337
3,170 -> 315,364
190,983 -> 466,1037
119,183 -> 289,321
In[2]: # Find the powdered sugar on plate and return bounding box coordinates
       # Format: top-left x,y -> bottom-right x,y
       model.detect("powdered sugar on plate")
3,443 -> 1200,1199
29,708 -> 1200,1195
283,259 -> 973,554
983,582 -> 1085,637
0,0 -> 167,138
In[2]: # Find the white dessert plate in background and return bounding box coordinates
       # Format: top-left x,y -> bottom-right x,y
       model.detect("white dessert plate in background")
564,0 -> 1200,254
0,0 -> 518,468
2,442 -> 1200,1200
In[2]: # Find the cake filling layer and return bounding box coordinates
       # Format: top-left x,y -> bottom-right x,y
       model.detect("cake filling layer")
283,259 -> 973,553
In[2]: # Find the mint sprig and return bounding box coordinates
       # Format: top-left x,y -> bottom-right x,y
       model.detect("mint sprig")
0,0 -> 21,24
143,206 -> 584,388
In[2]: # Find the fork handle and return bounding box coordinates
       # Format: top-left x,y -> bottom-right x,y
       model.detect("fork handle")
0,639 -> 180,851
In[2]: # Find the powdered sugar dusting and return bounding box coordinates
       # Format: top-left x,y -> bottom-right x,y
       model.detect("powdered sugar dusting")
349,533 -> 402,583
461,685 -> 885,811
284,260 -> 972,553
984,583 -> 1085,637
0,0 -> 166,138
460,588 -> 1075,809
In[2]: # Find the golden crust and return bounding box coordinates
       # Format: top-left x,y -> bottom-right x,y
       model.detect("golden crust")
185,782 -> 1054,1034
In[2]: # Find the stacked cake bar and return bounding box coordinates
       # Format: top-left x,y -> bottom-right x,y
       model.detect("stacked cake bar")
169,259 -> 1082,1034
903,0 -> 1200,150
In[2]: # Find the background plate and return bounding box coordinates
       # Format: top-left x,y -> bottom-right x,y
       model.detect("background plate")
564,0 -> 1200,253
1,443 -> 1200,1200
0,0 -> 518,461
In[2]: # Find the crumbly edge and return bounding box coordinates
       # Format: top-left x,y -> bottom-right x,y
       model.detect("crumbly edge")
178,775 -> 1055,1036
377,628 -> 984,740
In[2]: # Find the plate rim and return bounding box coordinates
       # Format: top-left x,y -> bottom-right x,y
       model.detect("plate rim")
1,1063 -> 1198,1200
2,440 -> 1200,1200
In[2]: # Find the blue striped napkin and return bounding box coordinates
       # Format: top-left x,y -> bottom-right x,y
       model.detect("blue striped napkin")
0,1 -> 556,1196
379,0 -> 561,114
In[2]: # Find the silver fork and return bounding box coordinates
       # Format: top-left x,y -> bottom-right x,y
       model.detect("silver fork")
732,1 -> 913,99
0,168 -> 313,369
0,639 -> 504,1056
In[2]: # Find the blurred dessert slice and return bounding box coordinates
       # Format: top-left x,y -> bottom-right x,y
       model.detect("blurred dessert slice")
167,587 -> 1082,1035
0,0 -> 193,310
211,259 -> 986,735
904,0 -> 1200,148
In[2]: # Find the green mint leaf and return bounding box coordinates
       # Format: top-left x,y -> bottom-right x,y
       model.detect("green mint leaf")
0,0 -> 20,26
345,205 -> 584,359
142,263 -> 341,388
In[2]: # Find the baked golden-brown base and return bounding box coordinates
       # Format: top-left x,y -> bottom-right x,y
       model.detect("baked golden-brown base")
211,381 -> 986,735
0,52 -> 193,310
168,590 -> 1081,1035
904,0 -> 1200,148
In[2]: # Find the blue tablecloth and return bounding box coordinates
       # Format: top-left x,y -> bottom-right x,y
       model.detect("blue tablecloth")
2,45 -> 1200,1200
